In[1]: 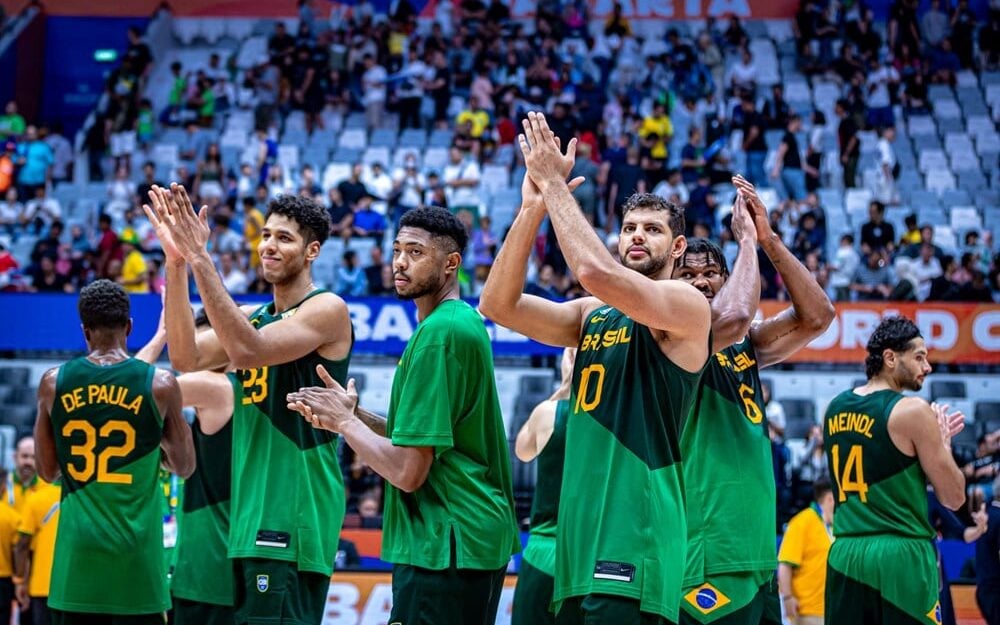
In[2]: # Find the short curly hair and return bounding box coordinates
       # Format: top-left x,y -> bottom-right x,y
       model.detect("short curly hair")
399,206 -> 468,254
78,279 -> 130,330
265,195 -> 331,246
622,193 -> 685,239
679,237 -> 729,277
865,315 -> 922,379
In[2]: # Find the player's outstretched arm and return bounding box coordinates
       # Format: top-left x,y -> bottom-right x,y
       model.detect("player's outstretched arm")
287,365 -> 431,492
478,150 -> 591,348
521,112 -> 711,357
735,177 -> 835,368
515,400 -> 556,462
708,189 -> 759,352
154,369 -> 196,478
890,397 -> 966,510
33,368 -> 60,483
177,372 -> 234,436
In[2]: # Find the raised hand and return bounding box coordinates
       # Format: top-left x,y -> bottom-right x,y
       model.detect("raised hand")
730,191 -> 758,245
518,111 -> 578,191
732,175 -> 774,241
144,186 -> 184,264
163,183 -> 212,262
286,364 -> 359,433
931,401 -> 965,449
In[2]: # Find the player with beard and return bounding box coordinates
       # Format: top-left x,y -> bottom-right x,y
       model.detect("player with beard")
480,112 -> 712,625
286,207 -> 519,625
823,316 -> 966,625
673,176 -> 834,625
144,185 -> 354,625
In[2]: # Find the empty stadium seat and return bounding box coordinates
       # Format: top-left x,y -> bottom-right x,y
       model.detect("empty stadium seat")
931,380 -> 966,400
0,367 -> 30,387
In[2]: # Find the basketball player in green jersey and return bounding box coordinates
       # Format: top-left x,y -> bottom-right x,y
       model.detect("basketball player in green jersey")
288,206 -> 519,625
137,309 -> 236,625
824,316 -> 966,625
673,176 -> 835,625
33,279 -> 196,625
480,112 -> 712,625
144,185 -> 354,625
511,348 -> 575,625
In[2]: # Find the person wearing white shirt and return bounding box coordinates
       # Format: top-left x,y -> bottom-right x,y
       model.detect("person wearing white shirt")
651,169 -> 690,205
218,252 -> 249,294
392,156 -> 426,227
441,147 -> 481,209
865,59 -> 899,129
829,233 -> 861,301
396,50 -> 428,129
361,54 -> 388,130
728,48 -> 758,95
22,188 -> 62,230
361,162 -> 394,215
44,125 -> 74,183
912,243 -> 943,301
875,126 -> 899,204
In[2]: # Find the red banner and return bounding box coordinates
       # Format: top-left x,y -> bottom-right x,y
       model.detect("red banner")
758,302 -> 1000,365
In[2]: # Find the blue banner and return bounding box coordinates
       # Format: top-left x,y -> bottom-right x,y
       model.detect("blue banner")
0,293 -> 563,356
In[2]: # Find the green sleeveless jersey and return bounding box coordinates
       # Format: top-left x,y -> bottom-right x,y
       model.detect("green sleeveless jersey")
229,290 -> 352,575
555,307 -> 706,622
49,356 -> 169,614
522,399 -> 569,576
172,413 -> 233,606
681,337 -> 775,584
823,389 -> 934,540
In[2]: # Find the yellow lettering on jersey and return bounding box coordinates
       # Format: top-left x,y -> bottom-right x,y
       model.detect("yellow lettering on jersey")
67,385 -> 145,415
827,412 -> 874,439
580,327 -> 632,352
714,350 -> 756,373
60,387 -> 84,413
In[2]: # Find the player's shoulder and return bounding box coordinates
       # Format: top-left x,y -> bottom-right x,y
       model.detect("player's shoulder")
298,290 -> 350,320
890,395 -> 932,419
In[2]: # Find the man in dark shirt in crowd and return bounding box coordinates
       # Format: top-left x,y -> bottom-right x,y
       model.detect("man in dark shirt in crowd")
976,477 -> 1000,625
338,164 -> 370,210
860,201 -> 896,255
836,99 -> 860,188
740,95 -> 768,187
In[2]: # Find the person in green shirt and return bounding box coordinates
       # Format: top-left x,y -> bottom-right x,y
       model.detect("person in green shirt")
671,176 -> 834,625
480,112 -> 712,625
823,316 -> 967,625
288,206 -> 520,625
0,101 -> 26,141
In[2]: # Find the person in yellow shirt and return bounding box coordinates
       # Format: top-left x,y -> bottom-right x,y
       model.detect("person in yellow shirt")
639,101 -> 673,162
119,232 -> 150,293
15,481 -> 60,625
778,479 -> 835,625
0,470 -> 22,625
456,97 -> 491,140
7,436 -> 40,513
242,197 -> 265,270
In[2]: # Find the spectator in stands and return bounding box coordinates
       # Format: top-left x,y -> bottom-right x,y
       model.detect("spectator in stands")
949,0 -> 977,68
364,246 -> 391,296
903,224 -> 945,261
357,492 -> 383,529
117,232 -> 148,294
603,2 -> 631,38
930,38 -> 961,86
43,123 -> 73,185
762,382 -> 786,440
980,9 -> 1000,71
724,15 -> 749,50
835,99 -> 860,189
778,478 -> 834,625
860,201 -> 896,256
652,169 -> 688,206
442,146 -> 481,214
337,163 -> 370,212
763,85 -> 792,130
569,143 -> 601,226
912,242 -> 944,301
361,53 -> 388,131
217,252 -> 248,294
964,432 -> 1000,487
865,58 -> 899,130
739,95 -> 769,187
351,196 -> 386,243
23,187 -> 61,235
874,126 -> 899,204
961,271 -> 995,303
697,32 -> 725,97
922,0 -> 951,48
964,231 -> 993,273
850,9 -> 883,61
208,214 -> 242,255
195,143 -> 225,201
265,163 -> 293,198
30,255 -> 72,293
0,188 -> 22,236
772,114 -> 807,201
0,101 -> 25,141
15,126 -> 53,202
425,50 -> 453,129
268,22 -> 296,69
335,249 -> 367,297
0,241 -> 19,291
524,264 -> 562,301
792,212 -> 824,260
976,475 -> 1000,625
396,48 -> 428,130
899,213 -> 921,247
471,214 -> 497,285
829,234 -> 860,301
889,0 -> 922,56
30,220 -> 62,268
728,48 -> 758,95
362,162 -> 394,216
297,164 -> 321,198
638,101 -> 672,167
851,251 -> 894,300
0,141 -> 14,196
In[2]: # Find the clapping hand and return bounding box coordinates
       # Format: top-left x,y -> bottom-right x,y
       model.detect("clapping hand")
287,365 -> 360,434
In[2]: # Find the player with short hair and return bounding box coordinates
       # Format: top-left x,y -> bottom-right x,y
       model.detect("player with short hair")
673,177 -> 835,625
511,348 -> 575,625
288,206 -> 519,624
823,315 -> 966,625
145,185 -> 354,625
480,112 -> 712,624
136,308 -> 235,625
33,279 -> 195,625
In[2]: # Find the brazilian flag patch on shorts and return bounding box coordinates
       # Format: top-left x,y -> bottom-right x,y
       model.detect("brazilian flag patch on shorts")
927,601 -> 942,624
684,583 -> 732,615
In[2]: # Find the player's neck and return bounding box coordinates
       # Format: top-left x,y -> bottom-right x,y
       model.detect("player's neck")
866,375 -> 903,393
85,344 -> 130,366
413,278 -> 460,321
271,271 -> 318,314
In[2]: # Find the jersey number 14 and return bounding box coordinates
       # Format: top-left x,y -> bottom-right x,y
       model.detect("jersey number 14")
831,443 -> 870,503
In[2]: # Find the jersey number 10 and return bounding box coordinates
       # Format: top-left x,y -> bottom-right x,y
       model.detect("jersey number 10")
63,420 -> 137,485
831,443 -> 870,503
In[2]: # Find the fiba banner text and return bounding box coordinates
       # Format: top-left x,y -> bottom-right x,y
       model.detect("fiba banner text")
761,301 -> 1000,365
